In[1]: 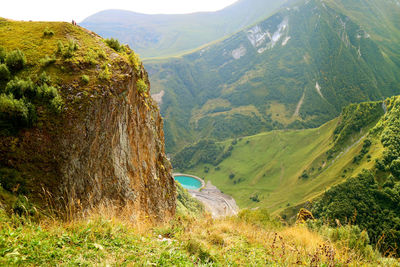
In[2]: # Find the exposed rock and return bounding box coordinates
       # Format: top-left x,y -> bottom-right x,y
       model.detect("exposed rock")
0,28 -> 175,222
151,90 -> 165,106
59,68 -> 175,222
296,208 -> 314,224
293,91 -> 305,117
282,36 -> 291,46
232,45 -> 247,60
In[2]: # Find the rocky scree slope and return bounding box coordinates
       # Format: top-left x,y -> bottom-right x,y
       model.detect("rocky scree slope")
0,19 -> 175,222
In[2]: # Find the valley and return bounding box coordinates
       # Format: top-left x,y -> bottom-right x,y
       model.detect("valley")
173,101 -> 384,213
147,0 -> 400,153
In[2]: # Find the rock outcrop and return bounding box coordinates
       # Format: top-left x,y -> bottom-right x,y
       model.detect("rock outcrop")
59,66 -> 176,222
296,208 -> 314,224
0,21 -> 175,222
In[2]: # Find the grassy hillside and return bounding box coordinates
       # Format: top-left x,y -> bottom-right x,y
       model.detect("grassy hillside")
147,0 -> 400,153
174,96 -> 400,256
174,100 -> 385,211
1,191 -> 396,266
80,0 -> 291,58
310,96 -> 400,256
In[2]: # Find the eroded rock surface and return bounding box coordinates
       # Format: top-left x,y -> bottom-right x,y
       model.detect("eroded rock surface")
60,68 -> 175,222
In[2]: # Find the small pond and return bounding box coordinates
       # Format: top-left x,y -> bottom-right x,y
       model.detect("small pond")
174,175 -> 203,190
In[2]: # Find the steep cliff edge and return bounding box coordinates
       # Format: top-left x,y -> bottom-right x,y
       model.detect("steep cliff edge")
0,18 -> 175,222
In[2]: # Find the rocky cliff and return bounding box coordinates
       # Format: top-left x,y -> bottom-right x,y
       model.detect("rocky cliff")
0,19 -> 175,222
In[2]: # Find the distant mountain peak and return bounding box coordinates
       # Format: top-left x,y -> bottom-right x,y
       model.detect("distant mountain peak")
81,0 -> 292,58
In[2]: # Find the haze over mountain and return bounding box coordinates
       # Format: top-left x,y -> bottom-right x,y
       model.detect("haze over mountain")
147,0 -> 400,153
81,0 -> 292,58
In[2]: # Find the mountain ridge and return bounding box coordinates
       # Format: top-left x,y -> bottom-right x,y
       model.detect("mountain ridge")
147,0 -> 400,153
81,0 -> 293,58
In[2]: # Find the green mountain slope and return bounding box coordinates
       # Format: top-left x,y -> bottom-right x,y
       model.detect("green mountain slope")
147,0 -> 400,153
174,100 -> 385,212
81,0 -> 291,58
174,96 -> 400,255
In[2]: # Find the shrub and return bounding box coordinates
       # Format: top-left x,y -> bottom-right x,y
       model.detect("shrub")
136,79 -> 148,94
5,78 -> 35,99
105,38 -> 124,52
99,64 -> 111,81
0,64 -> 10,81
250,194 -> 260,202
43,27 -> 54,37
0,93 -> 29,126
62,39 -> 79,58
38,72 -> 51,85
81,75 -> 90,84
38,84 -> 58,100
312,170 -> 400,256
84,49 -> 98,65
57,40 -> 64,54
5,49 -> 26,72
97,48 -> 107,59
299,170 -> 309,179
0,46 -> 6,63
39,55 -> 56,67
50,94 -> 63,113
128,52 -> 141,72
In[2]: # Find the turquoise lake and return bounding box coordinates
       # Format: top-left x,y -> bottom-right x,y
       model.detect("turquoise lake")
174,175 -> 202,190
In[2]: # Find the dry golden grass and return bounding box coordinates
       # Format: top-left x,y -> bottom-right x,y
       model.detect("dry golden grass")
2,202 -> 399,266
166,213 -> 389,266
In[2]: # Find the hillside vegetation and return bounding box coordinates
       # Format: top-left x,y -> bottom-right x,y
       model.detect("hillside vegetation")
81,0 -> 292,58
174,96 -> 400,256
1,187 -> 397,266
312,96 -> 400,256
174,101 -> 384,210
147,0 -> 400,153
0,17 -> 142,137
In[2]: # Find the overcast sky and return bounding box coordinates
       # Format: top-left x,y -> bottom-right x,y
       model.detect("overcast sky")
0,0 -> 238,22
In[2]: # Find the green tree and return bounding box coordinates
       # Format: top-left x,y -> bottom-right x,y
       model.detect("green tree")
390,159 -> 400,179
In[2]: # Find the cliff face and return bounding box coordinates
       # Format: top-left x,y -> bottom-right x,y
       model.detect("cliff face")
0,20 -> 175,222
60,68 -> 175,221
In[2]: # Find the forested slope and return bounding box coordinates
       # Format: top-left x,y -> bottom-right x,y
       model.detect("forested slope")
147,0 -> 400,153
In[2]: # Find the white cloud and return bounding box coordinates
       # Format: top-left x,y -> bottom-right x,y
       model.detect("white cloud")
0,0 -> 238,22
